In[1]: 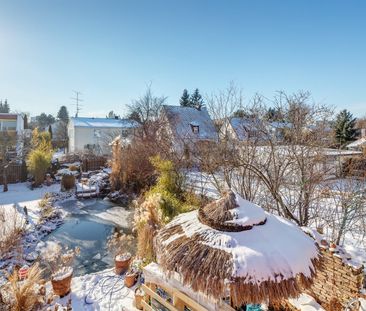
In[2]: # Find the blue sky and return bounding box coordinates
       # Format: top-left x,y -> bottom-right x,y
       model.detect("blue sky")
0,0 -> 365,117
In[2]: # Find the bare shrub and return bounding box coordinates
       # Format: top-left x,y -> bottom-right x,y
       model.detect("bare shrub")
110,136 -> 157,193
203,86 -> 334,226
61,174 -> 75,191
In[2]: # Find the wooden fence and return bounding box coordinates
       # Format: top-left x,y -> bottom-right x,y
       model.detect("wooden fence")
81,157 -> 107,172
0,163 -> 26,185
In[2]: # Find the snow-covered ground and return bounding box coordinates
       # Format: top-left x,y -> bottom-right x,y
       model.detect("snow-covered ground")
0,182 -> 60,218
50,268 -> 138,311
0,182 -> 62,240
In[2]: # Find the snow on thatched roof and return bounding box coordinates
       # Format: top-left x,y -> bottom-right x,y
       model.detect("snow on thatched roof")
155,191 -> 321,306
161,105 -> 218,142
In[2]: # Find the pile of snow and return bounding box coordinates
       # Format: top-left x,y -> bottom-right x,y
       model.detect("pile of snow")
52,267 -> 73,281
57,168 -> 79,177
226,194 -> 267,226
288,294 -> 325,311
116,253 -> 132,261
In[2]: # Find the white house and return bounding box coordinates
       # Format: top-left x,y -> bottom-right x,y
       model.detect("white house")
68,117 -> 139,155
347,130 -> 366,151
0,113 -> 24,133
0,113 -> 28,159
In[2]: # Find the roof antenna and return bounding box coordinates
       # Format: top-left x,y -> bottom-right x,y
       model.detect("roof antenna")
71,90 -> 83,117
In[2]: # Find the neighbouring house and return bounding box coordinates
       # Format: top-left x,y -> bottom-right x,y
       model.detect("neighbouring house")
268,121 -> 292,141
0,113 -> 29,185
219,117 -> 264,143
321,148 -> 363,177
160,105 -> 218,156
0,113 -> 28,159
219,118 -> 293,144
347,137 -> 366,151
68,117 -> 139,155
347,136 -> 366,151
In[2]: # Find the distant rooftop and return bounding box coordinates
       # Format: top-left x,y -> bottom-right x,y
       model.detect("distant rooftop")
346,137 -> 366,149
70,117 -> 139,128
162,105 -> 218,141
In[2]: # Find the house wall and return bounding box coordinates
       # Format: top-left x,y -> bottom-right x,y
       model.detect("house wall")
69,125 -> 135,155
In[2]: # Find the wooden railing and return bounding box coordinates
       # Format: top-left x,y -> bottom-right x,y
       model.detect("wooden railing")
141,283 -> 236,311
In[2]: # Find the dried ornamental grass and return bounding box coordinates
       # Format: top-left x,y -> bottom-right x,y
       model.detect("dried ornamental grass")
6,263 -> 43,311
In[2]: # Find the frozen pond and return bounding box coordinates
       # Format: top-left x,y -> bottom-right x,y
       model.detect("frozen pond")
43,199 -> 134,276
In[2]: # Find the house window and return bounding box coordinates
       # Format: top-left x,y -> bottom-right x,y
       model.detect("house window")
1,120 -> 17,131
191,125 -> 199,134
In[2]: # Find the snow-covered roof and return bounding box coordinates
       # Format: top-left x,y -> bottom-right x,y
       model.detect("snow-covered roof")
229,117 -> 261,140
322,148 -> 362,157
347,137 -> 366,149
70,117 -> 139,129
162,105 -> 218,141
269,121 -> 293,129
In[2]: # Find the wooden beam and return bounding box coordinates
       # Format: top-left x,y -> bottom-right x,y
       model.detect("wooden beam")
141,284 -> 179,311
141,299 -> 153,311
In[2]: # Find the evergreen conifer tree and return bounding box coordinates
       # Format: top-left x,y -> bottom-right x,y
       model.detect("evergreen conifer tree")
180,89 -> 191,107
334,109 -> 356,146
57,106 -> 69,123
190,88 -> 204,110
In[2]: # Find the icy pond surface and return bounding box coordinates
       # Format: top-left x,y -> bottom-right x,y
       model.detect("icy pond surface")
43,199 -> 134,276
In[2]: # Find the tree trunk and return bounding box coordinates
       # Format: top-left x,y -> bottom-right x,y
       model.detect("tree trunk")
3,164 -> 8,192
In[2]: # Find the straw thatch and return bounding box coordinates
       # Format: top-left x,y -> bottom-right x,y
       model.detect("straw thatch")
155,191 -> 321,307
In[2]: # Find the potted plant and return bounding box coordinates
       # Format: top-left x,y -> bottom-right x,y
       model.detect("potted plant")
125,258 -> 144,288
41,243 -> 80,297
107,232 -> 134,275
134,286 -> 145,310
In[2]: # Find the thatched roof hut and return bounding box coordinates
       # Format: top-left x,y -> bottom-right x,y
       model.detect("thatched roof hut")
155,191 -> 321,307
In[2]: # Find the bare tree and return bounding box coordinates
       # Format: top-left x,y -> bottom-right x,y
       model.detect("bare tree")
196,87 -> 334,226
317,177 -> 366,245
127,86 -> 167,139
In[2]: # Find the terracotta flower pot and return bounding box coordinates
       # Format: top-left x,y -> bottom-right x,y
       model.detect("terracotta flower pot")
124,272 -> 137,288
134,287 -> 144,310
51,271 -> 73,297
114,253 -> 131,275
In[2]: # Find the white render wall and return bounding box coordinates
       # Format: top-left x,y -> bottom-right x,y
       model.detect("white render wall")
68,123 -> 134,155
